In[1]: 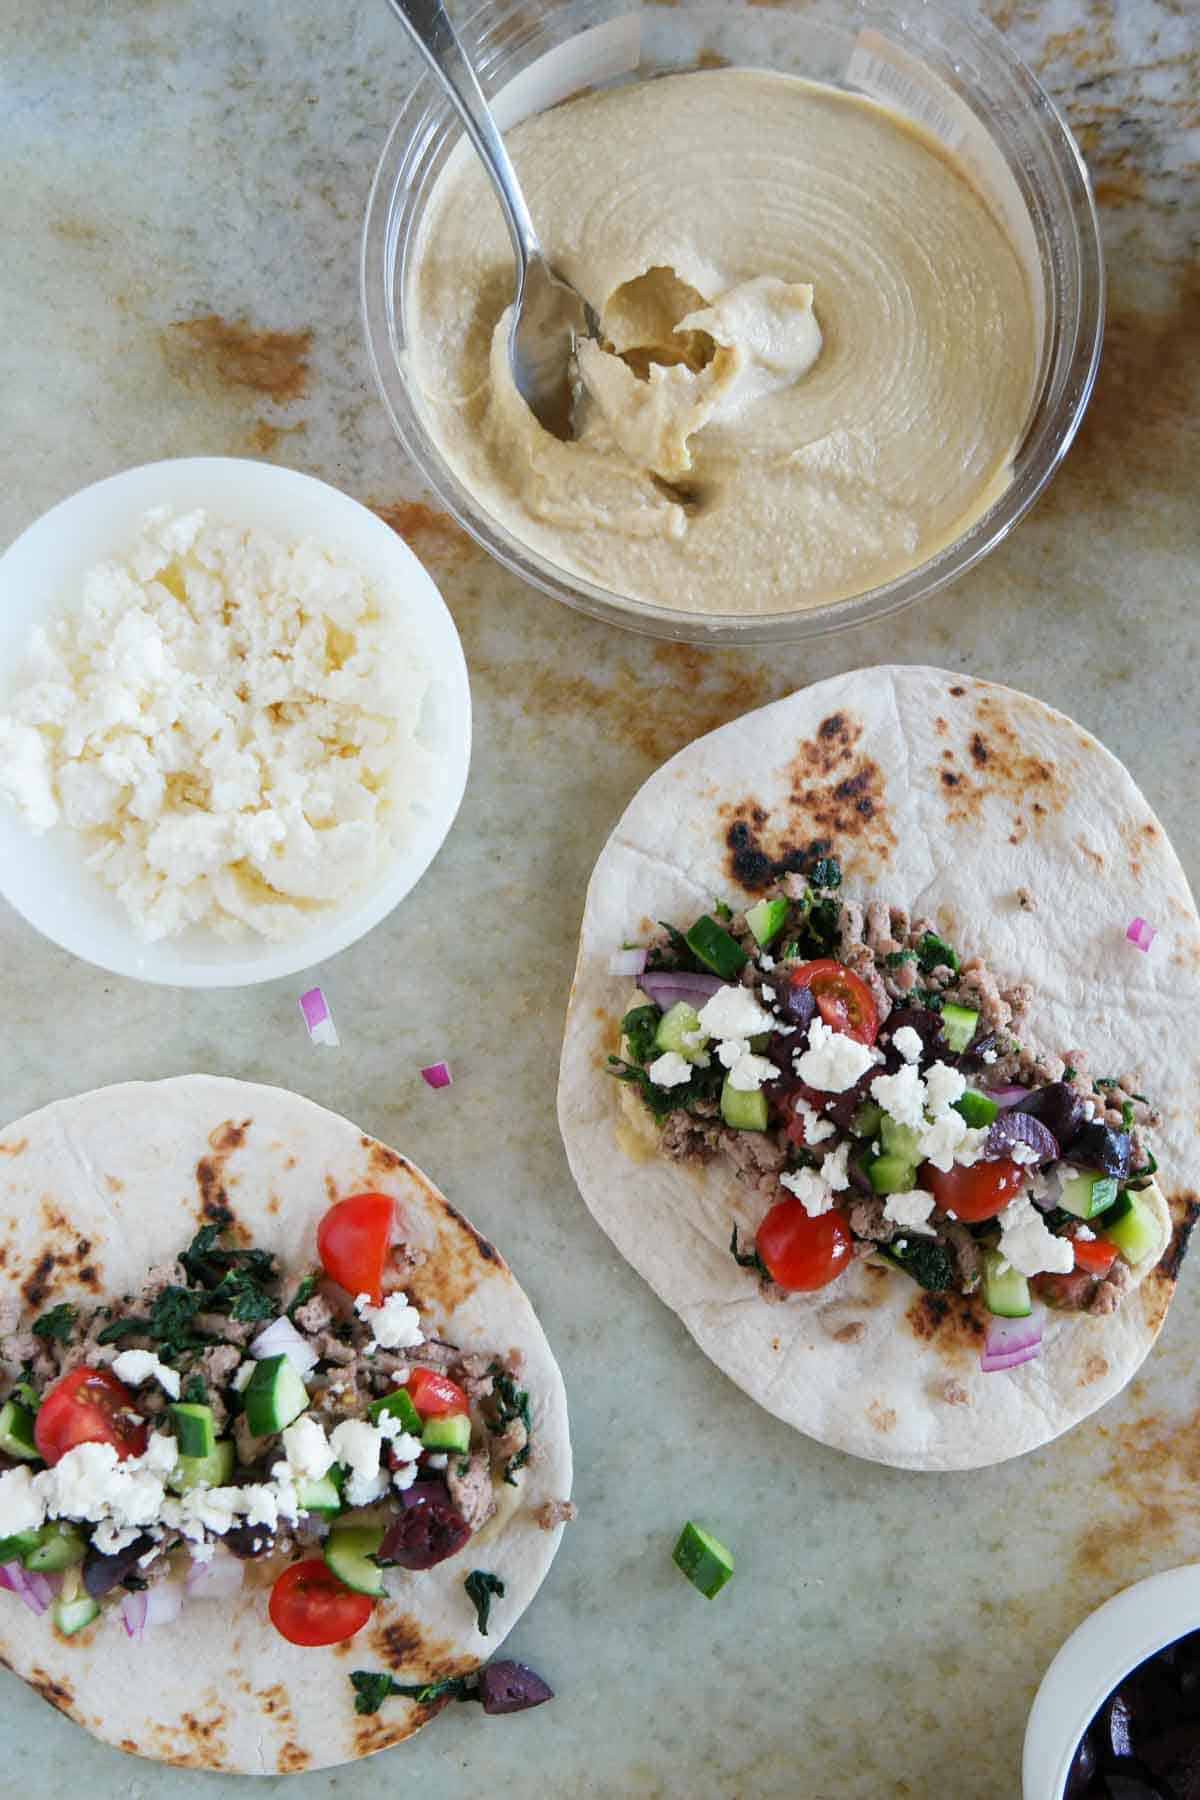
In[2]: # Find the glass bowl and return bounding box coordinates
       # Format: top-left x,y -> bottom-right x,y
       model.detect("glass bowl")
362,0 -> 1103,646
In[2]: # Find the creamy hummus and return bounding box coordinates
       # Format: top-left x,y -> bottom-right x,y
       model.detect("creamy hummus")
406,70 -> 1037,617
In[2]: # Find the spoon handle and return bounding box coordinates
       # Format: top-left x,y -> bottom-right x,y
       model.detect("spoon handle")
385,0 -> 541,275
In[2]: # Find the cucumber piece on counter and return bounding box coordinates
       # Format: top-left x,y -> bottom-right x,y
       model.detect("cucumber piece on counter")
170,1401 -> 216,1460
1060,1170 -> 1119,1220
52,1593 -> 100,1636
0,1399 -> 38,1461
171,1439 -> 235,1493
23,1522 -> 86,1573
654,1002 -> 707,1061
243,1354 -> 308,1436
1099,1190 -> 1160,1266
324,1523 -> 387,1598
981,1249 -> 1032,1319
685,916 -> 747,980
368,1387 -> 422,1434
720,1080 -> 768,1133
422,1414 -> 471,1456
745,897 -> 788,948
954,1088 -> 999,1129
672,1521 -> 734,1599
940,1002 -> 979,1054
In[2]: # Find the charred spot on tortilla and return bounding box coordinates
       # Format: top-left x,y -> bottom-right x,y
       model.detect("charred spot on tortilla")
906,1291 -> 986,1349
21,1249 -> 57,1309
208,1119 -> 250,1155
867,1402 -> 897,1433
1081,1354 -> 1110,1387
724,812 -> 834,893
195,1156 -> 233,1223
948,685 -> 967,697
30,1668 -> 75,1714
277,1742 -> 311,1774
970,732 -> 990,767
362,1136 -> 406,1175
1156,1195 -> 1200,1284
440,1198 -> 499,1264
0,1138 -> 28,1157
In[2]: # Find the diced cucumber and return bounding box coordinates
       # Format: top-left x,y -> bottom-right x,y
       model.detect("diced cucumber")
367,1387 -> 422,1434
0,1400 -> 38,1461
243,1354 -> 308,1436
981,1248 -> 1032,1319
720,1080 -> 768,1132
745,897 -> 788,948
52,1593 -> 100,1637
685,916 -> 747,980
1060,1171 -> 1120,1221
850,1102 -> 884,1140
324,1523 -> 387,1597
867,1153 -> 917,1196
1100,1190 -> 1160,1266
422,1414 -> 470,1455
296,1473 -> 343,1516
954,1088 -> 999,1129
23,1523 -> 86,1573
654,1002 -> 707,1062
0,1528 -> 42,1563
170,1401 -> 216,1460
941,1002 -> 979,1054
672,1521 -> 734,1599
879,1117 -> 922,1164
171,1439 -> 235,1493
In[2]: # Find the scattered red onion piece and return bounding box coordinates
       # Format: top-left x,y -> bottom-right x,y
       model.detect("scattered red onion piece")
981,1306 -> 1044,1372
421,1061 -> 453,1090
250,1314 -> 320,1377
185,1550 -> 245,1603
1126,917 -> 1156,953
0,1560 -> 56,1615
299,986 -> 339,1048
121,1588 -> 149,1639
637,970 -> 726,1011
608,948 -> 648,977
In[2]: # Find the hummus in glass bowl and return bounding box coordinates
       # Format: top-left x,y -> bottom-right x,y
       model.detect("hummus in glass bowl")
363,0 -> 1103,643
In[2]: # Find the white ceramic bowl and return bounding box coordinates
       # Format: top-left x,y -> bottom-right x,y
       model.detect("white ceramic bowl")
0,458 -> 471,987
1023,1563 -> 1200,1797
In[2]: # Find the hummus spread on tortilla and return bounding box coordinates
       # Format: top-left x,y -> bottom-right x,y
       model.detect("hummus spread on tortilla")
406,70 -> 1037,616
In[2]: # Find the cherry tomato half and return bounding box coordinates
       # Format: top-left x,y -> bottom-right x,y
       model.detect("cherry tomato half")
405,1367 -> 468,1418
317,1192 -> 396,1306
1073,1237 -> 1119,1277
786,960 -> 878,1045
921,1158 -> 1026,1224
34,1366 -> 147,1467
756,1199 -> 853,1292
268,1559 -> 374,1647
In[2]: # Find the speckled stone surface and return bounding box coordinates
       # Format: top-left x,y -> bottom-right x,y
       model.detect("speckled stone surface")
1,1 -> 1197,1794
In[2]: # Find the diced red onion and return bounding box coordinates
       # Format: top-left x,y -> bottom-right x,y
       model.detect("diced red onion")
982,1085 -> 1033,1109
143,1582 -> 184,1628
185,1550 -> 245,1603
608,948 -> 648,977
0,1560 -> 56,1615
981,1307 -> 1044,1372
420,1061 -> 453,1090
250,1314 -> 320,1378
1126,916 -> 1156,953
299,985 -> 339,1048
636,971 -> 726,1011
121,1589 -> 149,1639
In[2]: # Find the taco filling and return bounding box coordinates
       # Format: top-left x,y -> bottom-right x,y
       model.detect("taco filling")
608,859 -> 1166,1369
0,1192 -> 546,1647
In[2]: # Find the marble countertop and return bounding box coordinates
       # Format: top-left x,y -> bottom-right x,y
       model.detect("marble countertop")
2,1 -> 1196,1794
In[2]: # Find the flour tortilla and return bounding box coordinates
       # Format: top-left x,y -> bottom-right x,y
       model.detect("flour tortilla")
557,667 -> 1200,1471
0,1075 -> 571,1773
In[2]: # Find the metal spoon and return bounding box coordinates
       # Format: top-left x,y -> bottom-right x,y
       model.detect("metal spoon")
386,0 -> 596,440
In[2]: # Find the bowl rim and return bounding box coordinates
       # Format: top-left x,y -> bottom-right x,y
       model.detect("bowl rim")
1022,1562 -> 1200,1798
360,0 -> 1106,645
0,456 -> 472,988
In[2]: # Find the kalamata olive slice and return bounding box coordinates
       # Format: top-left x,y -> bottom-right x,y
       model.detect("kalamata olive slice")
379,1493 -> 470,1570
477,1660 -> 554,1714
1067,1122 -> 1132,1180
82,1535 -> 154,1598
223,1524 -> 277,1559
774,979 -> 816,1031
1014,1081 -> 1088,1150
986,1110 -> 1060,1166
881,1007 -> 946,1066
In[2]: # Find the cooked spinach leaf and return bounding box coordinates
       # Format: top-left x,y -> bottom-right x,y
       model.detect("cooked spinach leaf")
32,1303 -> 77,1344
730,1224 -> 767,1278
915,931 -> 960,975
620,1005 -> 662,1065
350,1671 -> 476,1715
464,1569 -> 506,1635
286,1273 -> 319,1320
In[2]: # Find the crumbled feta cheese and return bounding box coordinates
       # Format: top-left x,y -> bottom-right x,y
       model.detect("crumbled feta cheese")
696,986 -> 775,1041
354,1290 -> 423,1351
891,1025 -> 924,1064
0,508 -> 431,944
780,1166 -> 835,1217
0,1466 -> 46,1539
346,1468 -> 391,1508
981,1048 -> 998,1065
1076,1224 -> 1095,1242
240,1484 -> 279,1530
789,1097 -> 836,1145
680,1028 -> 709,1052
758,952 -> 775,971
924,1062 -> 966,1116
717,1038 -> 777,1091
1009,1142 -> 1042,1166
870,1062 -> 927,1129
760,985 -> 776,1002
393,1462 -> 419,1491
883,1189 -> 938,1235
821,1141 -> 852,1192
170,1485 -> 241,1539
918,1110 -> 971,1172
111,1348 -> 181,1399
329,1419 -> 382,1489
376,1423 -> 423,1462
996,1196 -> 1075,1276
647,1051 -> 693,1088
280,1415 -> 335,1482
795,1019 -> 876,1093
424,1453 -> 449,1471
36,1441 -> 171,1540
